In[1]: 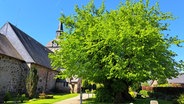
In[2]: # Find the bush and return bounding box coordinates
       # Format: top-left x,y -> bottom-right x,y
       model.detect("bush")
95,88 -> 113,103
153,87 -> 184,96
17,94 -> 27,103
3,92 -> 12,102
129,91 -> 136,98
139,90 -> 149,98
177,94 -> 184,104
20,94 -> 26,103
91,90 -> 96,94
129,87 -> 136,98
148,91 -> 166,99
26,67 -> 39,99
85,89 -> 90,94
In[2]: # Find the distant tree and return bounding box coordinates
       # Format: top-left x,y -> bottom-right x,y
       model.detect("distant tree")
157,78 -> 168,85
26,67 -> 38,99
49,0 -> 183,103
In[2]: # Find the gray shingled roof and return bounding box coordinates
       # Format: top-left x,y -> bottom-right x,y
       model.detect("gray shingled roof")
0,33 -> 23,60
0,22 -> 52,69
167,74 -> 184,84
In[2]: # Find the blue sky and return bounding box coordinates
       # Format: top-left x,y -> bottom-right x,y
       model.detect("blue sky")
0,0 -> 184,61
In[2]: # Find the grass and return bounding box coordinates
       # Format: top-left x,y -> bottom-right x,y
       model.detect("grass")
83,98 -> 173,104
6,93 -> 78,104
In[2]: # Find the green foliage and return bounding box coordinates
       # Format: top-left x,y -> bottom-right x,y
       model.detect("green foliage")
157,78 -> 168,85
22,93 -> 78,104
129,91 -> 136,98
157,83 -> 172,87
95,87 -> 113,103
50,0 -> 182,85
85,89 -> 90,94
91,90 -> 96,94
83,97 -> 173,104
177,94 -> 184,104
49,0 -> 183,102
82,79 -> 92,90
3,92 -> 12,102
139,90 -> 149,98
26,67 -> 39,99
141,82 -> 150,86
16,94 -> 27,103
130,82 -> 142,92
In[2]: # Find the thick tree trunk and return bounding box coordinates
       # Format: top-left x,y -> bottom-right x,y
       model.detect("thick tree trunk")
96,79 -> 133,103
113,83 -> 133,103
114,91 -> 133,103
107,79 -> 133,103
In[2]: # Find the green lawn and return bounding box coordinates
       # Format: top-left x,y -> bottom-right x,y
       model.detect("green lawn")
6,93 -> 78,104
83,98 -> 173,104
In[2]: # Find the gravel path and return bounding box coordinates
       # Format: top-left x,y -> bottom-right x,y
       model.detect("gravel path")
54,93 -> 93,104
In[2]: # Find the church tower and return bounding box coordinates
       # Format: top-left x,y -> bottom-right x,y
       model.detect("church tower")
46,22 -> 63,52
56,22 -> 63,39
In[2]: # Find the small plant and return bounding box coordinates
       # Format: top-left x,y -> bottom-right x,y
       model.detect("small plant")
85,89 -> 90,94
177,94 -> 184,104
3,92 -> 11,103
129,87 -> 136,98
91,90 -> 96,98
139,90 -> 149,98
129,91 -> 136,98
26,67 -> 39,99
85,89 -> 91,98
18,94 -> 26,103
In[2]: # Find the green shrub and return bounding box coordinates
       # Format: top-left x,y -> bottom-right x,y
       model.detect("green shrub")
91,90 -> 96,94
95,88 -> 113,103
26,67 -> 39,99
153,87 -> 184,96
129,91 -> 136,98
148,91 -> 166,99
129,87 -> 136,98
3,92 -> 12,102
85,89 -> 90,94
17,94 -> 27,103
141,82 -> 149,86
139,90 -> 149,98
177,94 -> 184,104
157,83 -> 172,87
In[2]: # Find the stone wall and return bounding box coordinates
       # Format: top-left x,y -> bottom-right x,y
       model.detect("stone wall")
55,79 -> 71,93
46,70 -> 58,92
0,54 -> 29,95
0,54 -> 59,96
31,64 -> 57,93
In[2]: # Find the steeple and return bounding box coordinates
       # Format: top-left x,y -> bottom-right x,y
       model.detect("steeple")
56,22 -> 63,38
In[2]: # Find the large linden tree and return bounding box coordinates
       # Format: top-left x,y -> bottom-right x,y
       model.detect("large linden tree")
49,0 -> 183,103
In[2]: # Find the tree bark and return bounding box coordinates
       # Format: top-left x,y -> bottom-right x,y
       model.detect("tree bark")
113,83 -> 133,103
108,79 -> 133,103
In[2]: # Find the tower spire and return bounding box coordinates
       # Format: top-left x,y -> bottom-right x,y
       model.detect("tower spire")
56,22 -> 63,38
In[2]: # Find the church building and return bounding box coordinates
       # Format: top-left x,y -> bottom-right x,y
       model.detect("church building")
0,22 -> 57,97
46,22 -> 82,93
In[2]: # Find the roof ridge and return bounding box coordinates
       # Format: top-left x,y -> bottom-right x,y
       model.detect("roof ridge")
0,22 -> 52,69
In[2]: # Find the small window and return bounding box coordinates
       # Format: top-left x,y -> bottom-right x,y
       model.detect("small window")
65,82 -> 68,87
63,82 -> 68,87
63,82 -> 65,87
52,40 -> 58,47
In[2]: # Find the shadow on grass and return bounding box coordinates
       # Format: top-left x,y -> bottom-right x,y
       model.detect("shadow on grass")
82,98 -> 173,104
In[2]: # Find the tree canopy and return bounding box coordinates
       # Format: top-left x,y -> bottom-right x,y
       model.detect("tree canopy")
49,0 -> 183,102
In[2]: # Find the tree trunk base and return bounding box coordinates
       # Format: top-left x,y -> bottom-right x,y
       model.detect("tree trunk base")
114,91 -> 133,104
